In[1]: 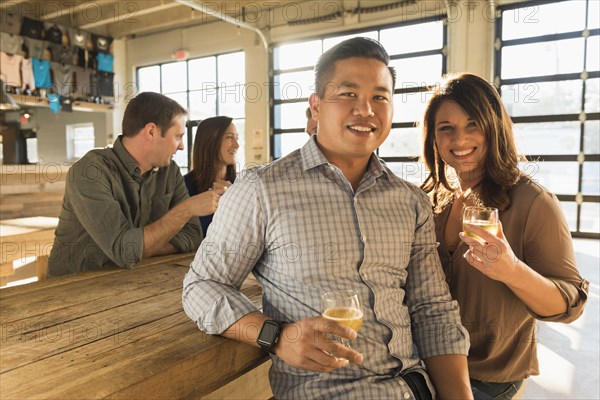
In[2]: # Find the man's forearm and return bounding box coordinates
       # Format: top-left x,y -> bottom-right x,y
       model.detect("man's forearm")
142,200 -> 192,258
221,311 -> 267,346
424,354 -> 472,400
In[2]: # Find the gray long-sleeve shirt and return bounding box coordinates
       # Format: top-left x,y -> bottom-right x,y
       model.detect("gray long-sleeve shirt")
48,136 -> 201,277
183,136 -> 468,399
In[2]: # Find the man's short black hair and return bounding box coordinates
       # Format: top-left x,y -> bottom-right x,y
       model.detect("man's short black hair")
314,37 -> 396,97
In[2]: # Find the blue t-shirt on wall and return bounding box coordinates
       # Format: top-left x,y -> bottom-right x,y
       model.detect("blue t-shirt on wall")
32,58 -> 52,89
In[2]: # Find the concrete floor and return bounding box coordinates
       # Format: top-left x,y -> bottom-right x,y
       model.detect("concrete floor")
522,239 -> 600,400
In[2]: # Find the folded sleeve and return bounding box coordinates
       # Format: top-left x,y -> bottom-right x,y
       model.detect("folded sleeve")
524,190 -> 589,323
182,172 -> 266,334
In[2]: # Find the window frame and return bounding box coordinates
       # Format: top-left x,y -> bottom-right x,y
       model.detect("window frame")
269,15 -> 448,164
495,0 -> 599,239
135,50 -> 246,172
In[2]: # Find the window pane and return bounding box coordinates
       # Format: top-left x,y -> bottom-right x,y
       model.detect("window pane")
501,38 -> 585,79
502,80 -> 582,116
589,0 -> 600,30
137,65 -> 160,92
585,78 -> 600,113
501,1 -> 586,40
379,128 -> 421,157
514,122 -> 580,155
386,162 -> 428,186
275,40 -> 322,70
275,70 -> 314,101
390,55 -> 443,88
380,21 -> 443,55
586,35 -> 599,71
520,161 -> 579,195
582,162 -> 599,195
274,103 -> 310,130
323,31 -> 378,51
164,92 -> 188,110
393,91 -> 429,123
188,57 -> 216,90
218,52 -> 245,87
273,132 -> 310,159
189,90 -> 217,120
585,120 -> 600,154
580,202 -> 600,233
559,201 -> 578,232
219,85 -> 245,118
161,62 -> 187,93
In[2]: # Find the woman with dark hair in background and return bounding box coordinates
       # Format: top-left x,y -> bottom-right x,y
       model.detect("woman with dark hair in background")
420,73 -> 589,400
184,116 -> 239,236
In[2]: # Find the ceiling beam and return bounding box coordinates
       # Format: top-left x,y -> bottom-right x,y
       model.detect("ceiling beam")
0,0 -> 29,10
78,1 -> 182,30
40,0 -> 116,21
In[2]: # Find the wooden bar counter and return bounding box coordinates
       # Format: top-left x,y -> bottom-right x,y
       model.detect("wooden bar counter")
0,253 -> 272,399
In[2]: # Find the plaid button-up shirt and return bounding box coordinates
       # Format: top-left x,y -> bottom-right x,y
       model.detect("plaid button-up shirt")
183,136 -> 468,399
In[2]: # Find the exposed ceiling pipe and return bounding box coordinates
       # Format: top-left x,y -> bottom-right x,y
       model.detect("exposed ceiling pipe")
174,0 -> 268,51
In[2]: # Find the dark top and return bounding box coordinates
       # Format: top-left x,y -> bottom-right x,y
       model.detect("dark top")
183,172 -> 212,237
48,136 -> 202,277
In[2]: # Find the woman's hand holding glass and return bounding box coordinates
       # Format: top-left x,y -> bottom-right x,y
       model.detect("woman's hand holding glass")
460,208 -> 523,284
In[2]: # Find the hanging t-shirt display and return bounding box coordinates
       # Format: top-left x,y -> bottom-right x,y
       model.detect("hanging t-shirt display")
21,58 -> 36,91
20,17 -> 44,40
96,52 -> 114,73
1,12 -> 22,35
91,34 -> 112,53
32,58 -> 52,88
23,37 -> 46,59
0,32 -> 23,56
44,23 -> 63,44
68,29 -> 89,49
50,62 -> 74,96
0,51 -> 23,87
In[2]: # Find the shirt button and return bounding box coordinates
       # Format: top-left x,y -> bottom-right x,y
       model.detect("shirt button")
399,380 -> 405,386
403,392 -> 410,399
361,235 -> 367,242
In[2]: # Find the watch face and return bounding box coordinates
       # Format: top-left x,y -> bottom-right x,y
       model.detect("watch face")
258,320 -> 280,348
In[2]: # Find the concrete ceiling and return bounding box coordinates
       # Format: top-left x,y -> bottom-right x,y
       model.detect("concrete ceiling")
1,0 -> 414,40
0,0 -> 327,38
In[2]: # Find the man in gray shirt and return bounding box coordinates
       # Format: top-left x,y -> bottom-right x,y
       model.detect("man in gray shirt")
48,92 -> 223,277
183,38 -> 472,399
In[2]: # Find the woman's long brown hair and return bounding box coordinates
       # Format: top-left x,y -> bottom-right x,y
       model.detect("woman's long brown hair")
188,116 -> 236,193
420,73 -> 524,213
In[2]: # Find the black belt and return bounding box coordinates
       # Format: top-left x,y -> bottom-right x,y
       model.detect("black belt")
403,371 -> 433,400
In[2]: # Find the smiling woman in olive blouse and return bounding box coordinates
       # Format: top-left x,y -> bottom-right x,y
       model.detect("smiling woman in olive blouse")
420,73 -> 589,400
184,116 -> 239,237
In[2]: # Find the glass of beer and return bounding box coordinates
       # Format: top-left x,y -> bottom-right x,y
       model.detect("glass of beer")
321,289 -> 363,348
463,206 -> 499,241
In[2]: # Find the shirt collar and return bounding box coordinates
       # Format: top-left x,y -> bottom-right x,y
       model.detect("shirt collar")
112,135 -> 145,178
300,134 -> 390,181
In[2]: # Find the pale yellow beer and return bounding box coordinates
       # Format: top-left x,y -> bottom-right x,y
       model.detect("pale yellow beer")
322,307 -> 364,332
463,206 -> 499,241
463,220 -> 499,240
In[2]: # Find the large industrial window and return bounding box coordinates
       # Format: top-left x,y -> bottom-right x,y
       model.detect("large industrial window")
136,51 -> 246,174
496,0 -> 599,238
270,16 -> 446,186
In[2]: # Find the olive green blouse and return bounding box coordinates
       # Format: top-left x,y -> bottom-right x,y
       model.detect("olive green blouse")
434,176 -> 589,382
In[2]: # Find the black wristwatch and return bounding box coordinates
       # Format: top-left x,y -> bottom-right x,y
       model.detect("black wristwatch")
256,319 -> 285,353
